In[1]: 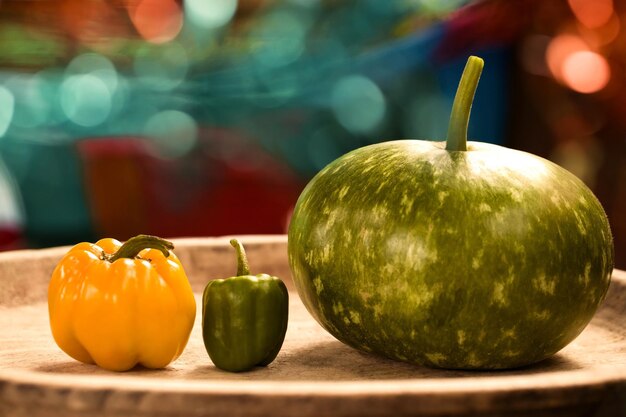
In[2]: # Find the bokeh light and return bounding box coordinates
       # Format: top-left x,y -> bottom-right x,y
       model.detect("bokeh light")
251,11 -> 309,68
0,158 -> 24,229
59,53 -> 120,127
0,86 -> 14,137
108,74 -> 130,122
66,53 -> 113,74
143,110 -> 198,158
134,42 -> 189,91
562,51 -> 610,94
34,69 -> 70,126
60,75 -> 112,127
568,0 -> 613,29
5,75 -> 50,129
185,0 -> 237,29
578,13 -> 621,48
546,34 -> 587,81
331,75 -> 386,134
66,53 -> 118,93
130,0 -> 183,44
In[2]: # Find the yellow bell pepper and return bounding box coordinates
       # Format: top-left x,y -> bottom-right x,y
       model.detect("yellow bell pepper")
48,234 -> 196,371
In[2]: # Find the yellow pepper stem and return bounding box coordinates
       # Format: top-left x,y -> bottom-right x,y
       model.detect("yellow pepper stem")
108,234 -> 174,262
230,239 -> 251,276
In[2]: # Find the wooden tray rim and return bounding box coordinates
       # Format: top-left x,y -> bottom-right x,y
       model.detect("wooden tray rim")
0,236 -> 625,400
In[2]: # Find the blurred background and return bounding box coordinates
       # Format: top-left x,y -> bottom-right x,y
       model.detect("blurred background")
0,0 -> 624,269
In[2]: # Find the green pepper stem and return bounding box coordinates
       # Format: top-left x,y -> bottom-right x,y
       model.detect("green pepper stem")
230,239 -> 251,276
446,56 -> 484,152
108,234 -> 174,262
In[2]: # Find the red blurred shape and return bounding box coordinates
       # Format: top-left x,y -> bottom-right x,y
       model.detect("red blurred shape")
77,129 -> 306,240
0,227 -> 24,251
434,0 -> 539,62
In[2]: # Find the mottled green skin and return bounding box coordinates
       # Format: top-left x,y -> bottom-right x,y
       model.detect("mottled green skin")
288,140 -> 614,369
202,275 -> 289,372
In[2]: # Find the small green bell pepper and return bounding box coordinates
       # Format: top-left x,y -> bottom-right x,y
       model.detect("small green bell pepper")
202,239 -> 289,372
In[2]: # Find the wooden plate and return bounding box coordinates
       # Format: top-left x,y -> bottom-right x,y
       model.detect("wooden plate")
1,236 -> 625,417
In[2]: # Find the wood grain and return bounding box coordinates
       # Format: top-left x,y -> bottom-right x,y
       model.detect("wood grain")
1,236 -> 626,416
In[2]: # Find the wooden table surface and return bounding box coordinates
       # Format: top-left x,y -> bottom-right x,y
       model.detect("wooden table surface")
1,235 -> 625,417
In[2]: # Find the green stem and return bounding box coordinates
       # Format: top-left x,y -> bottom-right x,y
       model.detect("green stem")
446,56 -> 484,152
230,239 -> 251,276
108,234 -> 174,262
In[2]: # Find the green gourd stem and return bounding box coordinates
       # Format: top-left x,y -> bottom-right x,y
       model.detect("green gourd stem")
446,56 -> 484,152
108,234 -> 174,262
230,239 -> 251,276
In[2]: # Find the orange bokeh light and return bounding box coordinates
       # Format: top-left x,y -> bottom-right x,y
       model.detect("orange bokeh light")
129,0 -> 183,44
546,34 -> 588,80
562,51 -> 610,94
578,12 -> 621,47
568,0 -> 614,29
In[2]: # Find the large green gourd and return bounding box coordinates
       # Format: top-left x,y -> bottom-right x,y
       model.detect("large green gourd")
287,56 -> 614,369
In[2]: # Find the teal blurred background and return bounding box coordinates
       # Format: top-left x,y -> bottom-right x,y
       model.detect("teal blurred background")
0,0 -> 625,268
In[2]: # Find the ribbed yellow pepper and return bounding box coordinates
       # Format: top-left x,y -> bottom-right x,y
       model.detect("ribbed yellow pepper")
48,235 -> 196,371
